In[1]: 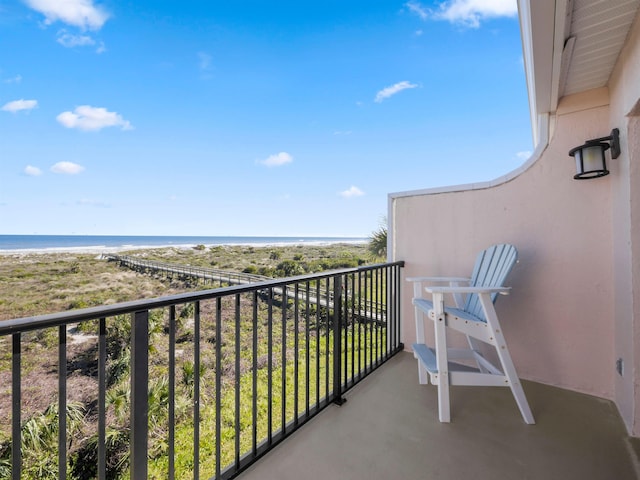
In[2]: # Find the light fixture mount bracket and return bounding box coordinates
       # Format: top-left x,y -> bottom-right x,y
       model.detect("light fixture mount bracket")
585,128 -> 620,159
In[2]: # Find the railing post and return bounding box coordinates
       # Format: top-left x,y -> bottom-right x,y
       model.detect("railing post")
98,318 -> 107,480
396,263 -> 404,351
333,276 -> 346,405
58,325 -> 67,480
130,310 -> 149,480
12,334 -> 21,480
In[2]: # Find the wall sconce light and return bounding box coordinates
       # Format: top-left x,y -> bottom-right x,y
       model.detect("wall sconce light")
568,128 -> 620,180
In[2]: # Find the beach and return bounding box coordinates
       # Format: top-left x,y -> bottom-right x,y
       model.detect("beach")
0,234 -> 367,256
0,242 -> 371,321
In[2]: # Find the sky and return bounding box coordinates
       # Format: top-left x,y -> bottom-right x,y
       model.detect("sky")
0,0 -> 532,237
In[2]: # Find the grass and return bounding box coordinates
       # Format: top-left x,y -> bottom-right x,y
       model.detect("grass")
147,326 -> 387,480
0,243 -> 391,479
0,243 -> 368,320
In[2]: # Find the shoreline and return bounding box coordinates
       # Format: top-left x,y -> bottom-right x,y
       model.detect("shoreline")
0,239 -> 368,256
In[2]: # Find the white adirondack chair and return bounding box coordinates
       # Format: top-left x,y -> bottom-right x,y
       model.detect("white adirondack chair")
407,244 -> 534,424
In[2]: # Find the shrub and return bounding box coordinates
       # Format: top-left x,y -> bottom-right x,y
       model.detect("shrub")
276,260 -> 304,277
269,250 -> 282,260
258,266 -> 275,277
68,299 -> 89,310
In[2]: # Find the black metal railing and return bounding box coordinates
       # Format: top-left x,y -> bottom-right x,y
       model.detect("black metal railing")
105,254 -> 340,309
0,261 -> 404,480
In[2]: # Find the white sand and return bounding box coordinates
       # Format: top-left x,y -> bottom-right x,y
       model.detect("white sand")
0,239 -> 367,256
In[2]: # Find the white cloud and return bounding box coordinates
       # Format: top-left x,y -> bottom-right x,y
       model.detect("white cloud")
24,0 -> 110,30
407,0 -> 517,28
516,150 -> 532,160
57,29 -> 95,47
437,0 -> 517,27
2,99 -> 38,113
96,41 -> 106,54
24,165 -> 43,176
374,81 -> 418,103
259,152 -> 293,167
406,1 -> 429,20
56,105 -> 133,131
51,161 -> 85,174
4,74 -> 22,84
339,186 -> 365,198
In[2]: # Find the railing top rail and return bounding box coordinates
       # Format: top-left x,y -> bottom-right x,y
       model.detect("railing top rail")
0,261 -> 404,335
107,254 -> 270,282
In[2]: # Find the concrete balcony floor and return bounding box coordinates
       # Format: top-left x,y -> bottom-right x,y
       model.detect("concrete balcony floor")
239,351 -> 639,480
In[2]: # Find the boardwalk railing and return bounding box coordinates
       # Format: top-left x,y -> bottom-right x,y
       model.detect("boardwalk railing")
104,254 -> 270,286
0,261 -> 404,480
106,254 -> 376,315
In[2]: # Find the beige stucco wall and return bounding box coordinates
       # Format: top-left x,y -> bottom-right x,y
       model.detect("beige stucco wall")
390,93 -> 615,401
391,13 -> 640,434
609,12 -> 640,436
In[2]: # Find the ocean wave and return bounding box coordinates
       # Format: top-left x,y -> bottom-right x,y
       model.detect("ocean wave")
0,238 -> 368,255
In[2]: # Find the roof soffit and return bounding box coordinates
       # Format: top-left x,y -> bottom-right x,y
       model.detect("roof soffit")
521,0 -> 640,145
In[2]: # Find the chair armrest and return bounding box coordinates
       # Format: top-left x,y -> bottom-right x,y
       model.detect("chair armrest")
408,277 -> 473,309
406,276 -> 471,283
425,286 -> 511,295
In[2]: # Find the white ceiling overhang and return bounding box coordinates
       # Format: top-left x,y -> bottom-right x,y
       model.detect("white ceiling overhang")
518,0 -> 640,145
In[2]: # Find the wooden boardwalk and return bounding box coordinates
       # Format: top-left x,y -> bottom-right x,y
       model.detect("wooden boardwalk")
104,254 -> 385,323
104,254 -> 270,287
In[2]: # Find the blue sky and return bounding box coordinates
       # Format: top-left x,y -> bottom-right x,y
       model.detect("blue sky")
0,0 -> 531,237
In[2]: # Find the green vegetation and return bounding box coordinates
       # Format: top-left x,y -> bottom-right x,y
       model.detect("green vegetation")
368,221 -> 388,260
0,243 -> 368,321
0,242 -> 393,479
0,402 -> 85,479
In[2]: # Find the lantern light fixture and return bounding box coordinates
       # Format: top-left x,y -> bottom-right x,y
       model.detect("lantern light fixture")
568,128 -> 620,180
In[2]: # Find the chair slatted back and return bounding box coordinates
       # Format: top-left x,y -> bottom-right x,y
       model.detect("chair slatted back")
464,244 -> 518,322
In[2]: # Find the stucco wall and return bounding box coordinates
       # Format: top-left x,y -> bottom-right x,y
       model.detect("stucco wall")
390,95 -> 615,400
609,12 -> 640,436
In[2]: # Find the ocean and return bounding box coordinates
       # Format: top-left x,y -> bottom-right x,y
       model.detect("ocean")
0,235 -> 368,254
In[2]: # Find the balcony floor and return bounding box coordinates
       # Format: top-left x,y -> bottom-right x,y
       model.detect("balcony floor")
239,351 -> 639,480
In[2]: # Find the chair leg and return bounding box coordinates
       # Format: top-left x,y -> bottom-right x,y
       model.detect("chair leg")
508,380 -> 535,425
417,361 -> 428,384
414,303 -> 429,384
433,293 -> 450,422
494,333 -> 534,424
479,295 -> 535,424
